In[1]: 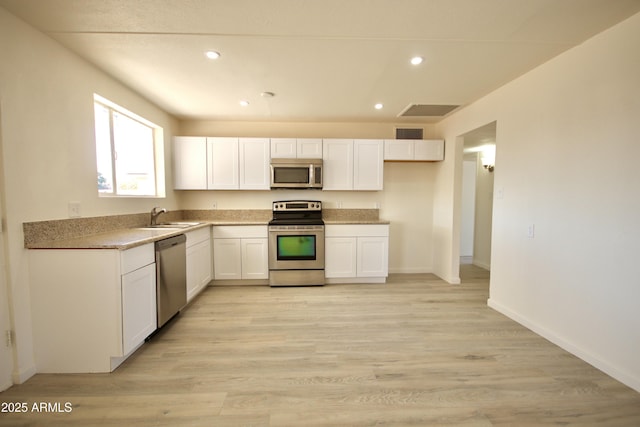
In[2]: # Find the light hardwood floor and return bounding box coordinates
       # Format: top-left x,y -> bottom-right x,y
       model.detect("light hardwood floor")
1,266 -> 639,426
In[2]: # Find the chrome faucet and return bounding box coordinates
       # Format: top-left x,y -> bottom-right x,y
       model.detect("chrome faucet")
150,207 -> 167,226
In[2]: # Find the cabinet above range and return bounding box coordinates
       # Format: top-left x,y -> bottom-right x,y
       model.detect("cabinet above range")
173,136 -> 444,192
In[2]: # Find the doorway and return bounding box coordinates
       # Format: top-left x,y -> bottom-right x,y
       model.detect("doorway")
459,121 -> 496,271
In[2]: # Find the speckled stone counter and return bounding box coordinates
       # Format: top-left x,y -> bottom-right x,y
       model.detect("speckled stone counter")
24,208 -> 388,250
23,210 -> 271,250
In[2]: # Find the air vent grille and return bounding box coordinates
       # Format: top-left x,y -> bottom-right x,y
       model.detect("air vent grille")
399,104 -> 459,117
395,128 -> 423,140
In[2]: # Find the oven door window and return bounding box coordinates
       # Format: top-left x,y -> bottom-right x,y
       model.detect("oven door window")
277,235 -> 316,260
274,167 -> 309,184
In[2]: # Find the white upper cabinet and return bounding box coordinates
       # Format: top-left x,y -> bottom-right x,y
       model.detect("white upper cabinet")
208,137 -> 239,189
239,137 -> 270,190
297,139 -> 323,158
414,139 -> 444,161
174,136 -> 270,190
323,139 -> 383,191
271,138 -> 322,159
383,139 -> 414,160
353,139 -> 384,190
270,138 -> 297,158
384,139 -> 444,161
322,139 -> 354,190
173,136 -> 208,190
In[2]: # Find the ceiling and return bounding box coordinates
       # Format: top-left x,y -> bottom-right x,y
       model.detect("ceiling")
2,0 -> 640,123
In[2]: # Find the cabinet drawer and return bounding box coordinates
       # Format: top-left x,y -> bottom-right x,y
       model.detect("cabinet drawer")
186,226 -> 211,246
325,224 -> 389,238
121,243 -> 155,275
213,225 -> 268,239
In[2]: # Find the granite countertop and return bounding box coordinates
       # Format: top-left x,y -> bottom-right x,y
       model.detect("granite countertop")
26,221 -> 265,250
324,219 -> 390,225
24,208 -> 389,250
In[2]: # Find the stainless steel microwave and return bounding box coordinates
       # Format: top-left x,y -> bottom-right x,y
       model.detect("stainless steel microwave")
270,158 -> 323,189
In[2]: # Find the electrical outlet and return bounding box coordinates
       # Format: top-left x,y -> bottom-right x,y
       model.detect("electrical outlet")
211,202 -> 217,210
68,201 -> 81,218
336,201 -> 343,209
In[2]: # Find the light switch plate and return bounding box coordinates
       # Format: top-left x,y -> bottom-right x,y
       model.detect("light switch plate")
527,224 -> 535,238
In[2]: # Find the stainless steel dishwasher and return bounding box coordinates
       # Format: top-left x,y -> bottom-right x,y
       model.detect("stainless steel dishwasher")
155,234 -> 187,328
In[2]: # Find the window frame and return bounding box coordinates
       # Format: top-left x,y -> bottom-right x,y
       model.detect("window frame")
93,94 -> 165,198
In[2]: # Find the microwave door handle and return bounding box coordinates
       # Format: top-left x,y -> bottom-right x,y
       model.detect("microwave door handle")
309,164 -> 314,187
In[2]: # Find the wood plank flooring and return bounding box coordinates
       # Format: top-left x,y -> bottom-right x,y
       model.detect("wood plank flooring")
2,266 -> 639,426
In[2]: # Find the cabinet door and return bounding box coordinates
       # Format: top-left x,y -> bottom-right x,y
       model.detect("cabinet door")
384,139 -> 414,160
239,137 -> 270,190
174,137 -> 207,189
354,139 -> 384,190
322,139 -> 353,190
414,139 -> 444,161
270,138 -> 297,158
207,137 -> 239,189
122,263 -> 157,355
213,239 -> 242,280
297,138 -> 323,159
187,239 -> 212,301
357,237 -> 389,277
324,237 -> 357,278
241,238 -> 269,279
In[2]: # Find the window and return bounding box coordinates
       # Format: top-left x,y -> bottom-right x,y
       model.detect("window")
94,94 -> 165,197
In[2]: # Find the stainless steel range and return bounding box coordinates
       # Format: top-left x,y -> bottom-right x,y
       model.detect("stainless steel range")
268,200 -> 325,287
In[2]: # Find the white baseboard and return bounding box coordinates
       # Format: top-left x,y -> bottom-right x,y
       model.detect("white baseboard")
0,378 -> 12,392
472,259 -> 491,270
325,277 -> 386,284
487,298 -> 640,393
12,364 -> 36,385
388,267 -> 432,274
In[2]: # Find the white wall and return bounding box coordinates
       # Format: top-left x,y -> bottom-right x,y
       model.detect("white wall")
473,155 -> 493,269
435,12 -> 640,391
178,121 -> 440,274
0,8 -> 179,385
460,160 -> 476,258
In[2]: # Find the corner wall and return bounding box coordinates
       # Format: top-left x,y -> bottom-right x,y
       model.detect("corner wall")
435,12 -> 640,391
0,7 -> 179,384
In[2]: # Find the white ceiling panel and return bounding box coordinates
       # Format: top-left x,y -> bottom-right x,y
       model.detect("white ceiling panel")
2,0 -> 639,122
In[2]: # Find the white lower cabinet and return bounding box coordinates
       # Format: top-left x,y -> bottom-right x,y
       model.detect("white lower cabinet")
28,243 -> 157,373
241,238 -> 269,279
213,226 -> 269,282
325,224 -> 389,283
186,227 -> 212,302
357,236 -> 389,277
213,238 -> 242,280
324,237 -> 357,278
122,263 -> 157,355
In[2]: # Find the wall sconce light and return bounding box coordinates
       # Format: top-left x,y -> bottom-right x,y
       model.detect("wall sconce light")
482,158 -> 495,172
481,145 -> 495,172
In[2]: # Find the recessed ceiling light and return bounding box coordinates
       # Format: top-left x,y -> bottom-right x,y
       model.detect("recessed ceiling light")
205,50 -> 220,60
374,103 -> 384,110
410,56 -> 423,65
239,100 -> 249,107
